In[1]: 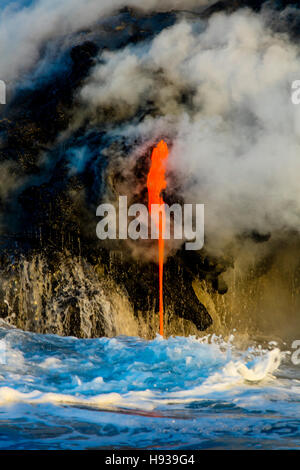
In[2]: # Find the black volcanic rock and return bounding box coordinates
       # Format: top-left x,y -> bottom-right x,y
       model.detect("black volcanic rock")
202,0 -> 264,16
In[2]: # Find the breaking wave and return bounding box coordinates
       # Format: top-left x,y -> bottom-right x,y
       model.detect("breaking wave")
0,323 -> 299,449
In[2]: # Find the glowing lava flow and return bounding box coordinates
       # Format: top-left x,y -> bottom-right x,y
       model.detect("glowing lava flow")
147,140 -> 168,337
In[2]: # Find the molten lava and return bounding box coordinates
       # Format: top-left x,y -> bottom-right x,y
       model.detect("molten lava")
147,140 -> 168,337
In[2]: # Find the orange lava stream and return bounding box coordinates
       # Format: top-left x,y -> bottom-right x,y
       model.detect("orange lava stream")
147,140 -> 168,337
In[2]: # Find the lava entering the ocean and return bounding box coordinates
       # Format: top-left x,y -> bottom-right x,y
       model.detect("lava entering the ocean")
147,140 -> 169,337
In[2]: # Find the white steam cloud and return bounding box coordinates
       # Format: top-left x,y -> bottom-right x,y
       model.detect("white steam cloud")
0,0 -> 213,83
2,1 -> 300,258
79,8 -> 300,255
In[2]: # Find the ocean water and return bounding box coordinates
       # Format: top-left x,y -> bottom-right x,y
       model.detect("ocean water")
0,324 -> 299,450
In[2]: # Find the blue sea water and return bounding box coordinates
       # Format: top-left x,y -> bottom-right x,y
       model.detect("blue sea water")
0,324 -> 299,450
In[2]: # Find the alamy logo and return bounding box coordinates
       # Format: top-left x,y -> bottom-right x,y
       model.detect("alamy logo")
96,196 -> 204,251
0,80 -> 6,105
291,340 -> 300,365
0,340 -> 6,365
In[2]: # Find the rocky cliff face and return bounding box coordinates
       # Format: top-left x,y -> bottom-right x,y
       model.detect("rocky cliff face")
0,245 -> 224,338
0,7 -> 224,337
1,1 -> 299,338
